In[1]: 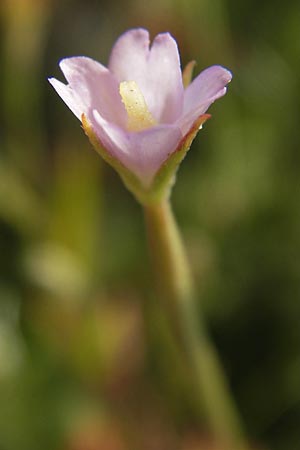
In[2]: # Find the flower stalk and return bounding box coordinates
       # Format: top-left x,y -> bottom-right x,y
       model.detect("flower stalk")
144,198 -> 247,450
49,26 -> 244,448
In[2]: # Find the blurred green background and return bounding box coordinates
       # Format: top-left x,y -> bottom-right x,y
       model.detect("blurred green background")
0,0 -> 300,449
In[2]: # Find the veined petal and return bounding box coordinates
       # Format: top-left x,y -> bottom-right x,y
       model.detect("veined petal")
90,110 -> 182,185
50,56 -> 127,127
109,28 -> 184,123
184,65 -> 232,116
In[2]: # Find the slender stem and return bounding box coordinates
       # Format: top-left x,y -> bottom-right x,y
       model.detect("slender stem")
144,198 -> 248,450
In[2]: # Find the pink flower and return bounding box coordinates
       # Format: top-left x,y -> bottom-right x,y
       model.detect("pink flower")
49,28 -> 231,191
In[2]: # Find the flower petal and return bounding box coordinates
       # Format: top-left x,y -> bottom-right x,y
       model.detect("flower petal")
108,28 -> 150,85
48,77 -> 84,120
177,65 -> 232,134
90,110 -> 182,185
109,28 -> 184,123
50,56 -> 127,127
178,88 -> 227,135
146,32 -> 184,123
183,65 -> 232,115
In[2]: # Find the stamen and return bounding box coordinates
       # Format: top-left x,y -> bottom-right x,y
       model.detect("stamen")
119,81 -> 156,132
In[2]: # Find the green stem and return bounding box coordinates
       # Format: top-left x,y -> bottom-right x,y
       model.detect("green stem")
144,198 -> 248,450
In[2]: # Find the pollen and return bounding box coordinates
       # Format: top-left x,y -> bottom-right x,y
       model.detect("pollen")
119,81 -> 156,132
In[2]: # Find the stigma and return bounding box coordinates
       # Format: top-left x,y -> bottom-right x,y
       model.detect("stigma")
119,81 -> 156,132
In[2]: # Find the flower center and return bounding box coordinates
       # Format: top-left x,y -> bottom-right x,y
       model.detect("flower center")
119,81 -> 156,132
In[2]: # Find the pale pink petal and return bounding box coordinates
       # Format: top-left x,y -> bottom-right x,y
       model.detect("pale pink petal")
48,77 -> 85,120
108,28 -> 150,88
178,88 -> 227,135
91,110 -> 182,185
183,65 -> 232,115
50,56 -> 127,127
176,65 -> 232,134
128,122 -> 183,181
109,29 -> 184,123
145,33 -> 184,123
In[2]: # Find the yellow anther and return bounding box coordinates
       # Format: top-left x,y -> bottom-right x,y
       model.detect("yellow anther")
119,81 -> 156,132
